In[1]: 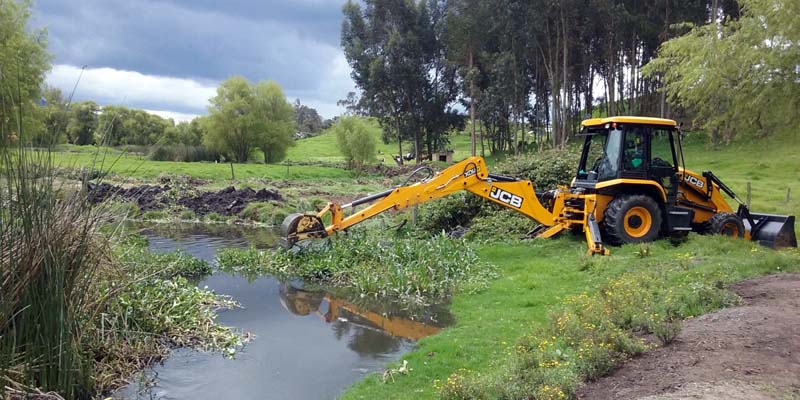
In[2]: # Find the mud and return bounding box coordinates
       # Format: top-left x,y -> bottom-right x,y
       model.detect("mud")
87,182 -> 168,211
577,272 -> 800,400
87,183 -> 283,216
176,186 -> 283,216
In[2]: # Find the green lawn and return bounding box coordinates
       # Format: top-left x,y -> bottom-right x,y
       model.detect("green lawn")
51,149 -> 350,181
681,132 -> 800,220
342,236 -> 800,400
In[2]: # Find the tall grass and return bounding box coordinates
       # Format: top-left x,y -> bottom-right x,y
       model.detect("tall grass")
0,142 -> 110,397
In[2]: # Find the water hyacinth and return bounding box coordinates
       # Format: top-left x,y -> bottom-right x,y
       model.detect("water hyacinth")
216,232 -> 498,300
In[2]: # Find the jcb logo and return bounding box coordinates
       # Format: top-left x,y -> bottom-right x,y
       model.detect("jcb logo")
490,187 -> 523,208
684,175 -> 705,189
464,167 -> 477,178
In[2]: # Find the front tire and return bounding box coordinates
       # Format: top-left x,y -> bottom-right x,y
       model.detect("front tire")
704,213 -> 744,238
603,195 -> 663,245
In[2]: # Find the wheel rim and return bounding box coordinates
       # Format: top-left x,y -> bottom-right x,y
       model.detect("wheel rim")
721,222 -> 740,237
624,206 -> 652,238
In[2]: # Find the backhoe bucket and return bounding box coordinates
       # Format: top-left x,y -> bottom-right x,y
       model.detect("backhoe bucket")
745,213 -> 797,248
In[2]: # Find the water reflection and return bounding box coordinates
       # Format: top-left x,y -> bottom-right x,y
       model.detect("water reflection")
279,283 -> 448,356
116,223 -> 452,400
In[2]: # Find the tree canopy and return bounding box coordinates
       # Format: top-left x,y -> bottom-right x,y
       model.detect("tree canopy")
341,0 -> 735,152
0,0 -> 51,144
644,0 -> 800,144
205,76 -> 295,163
333,116 -> 378,171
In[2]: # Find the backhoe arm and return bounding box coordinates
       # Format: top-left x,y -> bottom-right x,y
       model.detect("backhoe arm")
279,157 -> 558,248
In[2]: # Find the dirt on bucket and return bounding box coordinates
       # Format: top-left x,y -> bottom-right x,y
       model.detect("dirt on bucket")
577,272 -> 800,400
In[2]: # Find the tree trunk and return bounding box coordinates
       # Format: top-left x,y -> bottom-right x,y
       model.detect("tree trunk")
395,114 -> 403,166
469,49 -> 477,157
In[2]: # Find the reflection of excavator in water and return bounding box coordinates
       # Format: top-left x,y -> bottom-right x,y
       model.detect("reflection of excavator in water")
280,117 -> 796,255
279,284 -> 444,340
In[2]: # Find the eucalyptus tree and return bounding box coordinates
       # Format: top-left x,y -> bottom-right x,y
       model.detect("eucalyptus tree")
342,0 -> 459,163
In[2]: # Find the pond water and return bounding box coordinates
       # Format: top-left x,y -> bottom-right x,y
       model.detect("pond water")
115,223 -> 452,400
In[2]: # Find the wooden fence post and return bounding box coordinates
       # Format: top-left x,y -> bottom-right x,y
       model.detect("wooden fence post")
745,182 -> 751,208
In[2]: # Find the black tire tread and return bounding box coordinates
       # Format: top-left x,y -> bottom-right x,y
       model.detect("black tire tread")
603,194 -> 663,245
703,213 -> 745,237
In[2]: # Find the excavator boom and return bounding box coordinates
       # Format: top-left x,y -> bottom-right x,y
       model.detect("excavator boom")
280,156 -> 608,255
280,116 -> 796,255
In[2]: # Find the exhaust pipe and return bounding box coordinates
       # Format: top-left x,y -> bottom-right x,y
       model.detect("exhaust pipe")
745,213 -> 797,248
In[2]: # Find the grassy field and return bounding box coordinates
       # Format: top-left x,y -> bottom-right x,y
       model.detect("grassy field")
50,148 -> 351,181
342,237 -> 800,399
681,132 -> 800,220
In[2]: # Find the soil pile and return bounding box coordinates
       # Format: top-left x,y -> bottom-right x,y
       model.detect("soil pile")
578,272 -> 800,400
87,182 -> 168,211
177,186 -> 283,216
87,183 -> 283,216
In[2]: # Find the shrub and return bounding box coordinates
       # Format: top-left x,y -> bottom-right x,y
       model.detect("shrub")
495,148 -> 580,190
464,209 -> 534,241
415,192 -> 485,235
148,144 -> 221,162
332,116 -> 378,172
414,149 -> 578,237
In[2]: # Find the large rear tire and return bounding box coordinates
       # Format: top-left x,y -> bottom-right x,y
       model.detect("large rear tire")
603,195 -> 663,245
703,213 -> 744,238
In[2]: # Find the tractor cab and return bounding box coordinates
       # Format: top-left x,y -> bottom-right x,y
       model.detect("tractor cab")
574,116 -> 681,200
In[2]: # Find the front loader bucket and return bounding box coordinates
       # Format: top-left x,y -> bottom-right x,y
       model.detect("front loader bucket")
745,213 -> 797,249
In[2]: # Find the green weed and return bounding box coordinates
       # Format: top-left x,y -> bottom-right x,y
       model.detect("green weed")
217,233 -> 498,300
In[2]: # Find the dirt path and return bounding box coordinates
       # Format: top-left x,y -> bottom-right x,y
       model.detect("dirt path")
578,273 -> 800,400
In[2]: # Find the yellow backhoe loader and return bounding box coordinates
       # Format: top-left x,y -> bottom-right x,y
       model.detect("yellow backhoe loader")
280,116 -> 797,255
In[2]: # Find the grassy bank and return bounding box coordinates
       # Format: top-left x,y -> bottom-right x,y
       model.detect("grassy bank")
341,236 -> 800,399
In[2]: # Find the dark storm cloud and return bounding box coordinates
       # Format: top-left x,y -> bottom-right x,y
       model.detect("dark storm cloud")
31,0 -> 354,117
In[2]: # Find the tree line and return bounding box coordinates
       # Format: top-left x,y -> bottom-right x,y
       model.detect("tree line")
24,81 -> 334,163
341,0 -> 793,159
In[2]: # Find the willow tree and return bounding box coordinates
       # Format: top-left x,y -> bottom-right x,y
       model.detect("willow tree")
205,77 -> 294,163
644,0 -> 800,144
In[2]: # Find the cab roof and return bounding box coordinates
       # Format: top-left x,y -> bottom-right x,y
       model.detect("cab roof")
580,116 -> 677,127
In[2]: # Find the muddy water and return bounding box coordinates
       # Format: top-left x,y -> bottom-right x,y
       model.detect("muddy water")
116,223 -> 451,400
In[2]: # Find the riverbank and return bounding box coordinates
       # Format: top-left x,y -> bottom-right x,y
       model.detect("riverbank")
340,236 -> 800,399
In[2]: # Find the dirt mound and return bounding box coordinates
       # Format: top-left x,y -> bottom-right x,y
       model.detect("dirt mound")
577,272 -> 800,400
87,182 -> 168,211
177,186 -> 283,216
87,183 -> 283,216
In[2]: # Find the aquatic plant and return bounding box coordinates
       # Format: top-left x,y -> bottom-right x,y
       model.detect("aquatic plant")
216,232 -> 498,300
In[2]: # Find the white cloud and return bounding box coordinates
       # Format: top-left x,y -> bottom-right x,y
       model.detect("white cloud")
143,109 -> 199,123
46,60 -> 356,121
46,64 -> 217,114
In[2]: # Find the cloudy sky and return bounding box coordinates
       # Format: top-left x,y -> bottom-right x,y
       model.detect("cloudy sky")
31,0 -> 355,122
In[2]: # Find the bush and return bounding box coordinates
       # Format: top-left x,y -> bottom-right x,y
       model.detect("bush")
414,149 -> 578,237
415,193 -> 485,235
495,148 -> 580,190
464,209 -> 534,241
332,116 -> 378,171
148,144 -> 221,162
